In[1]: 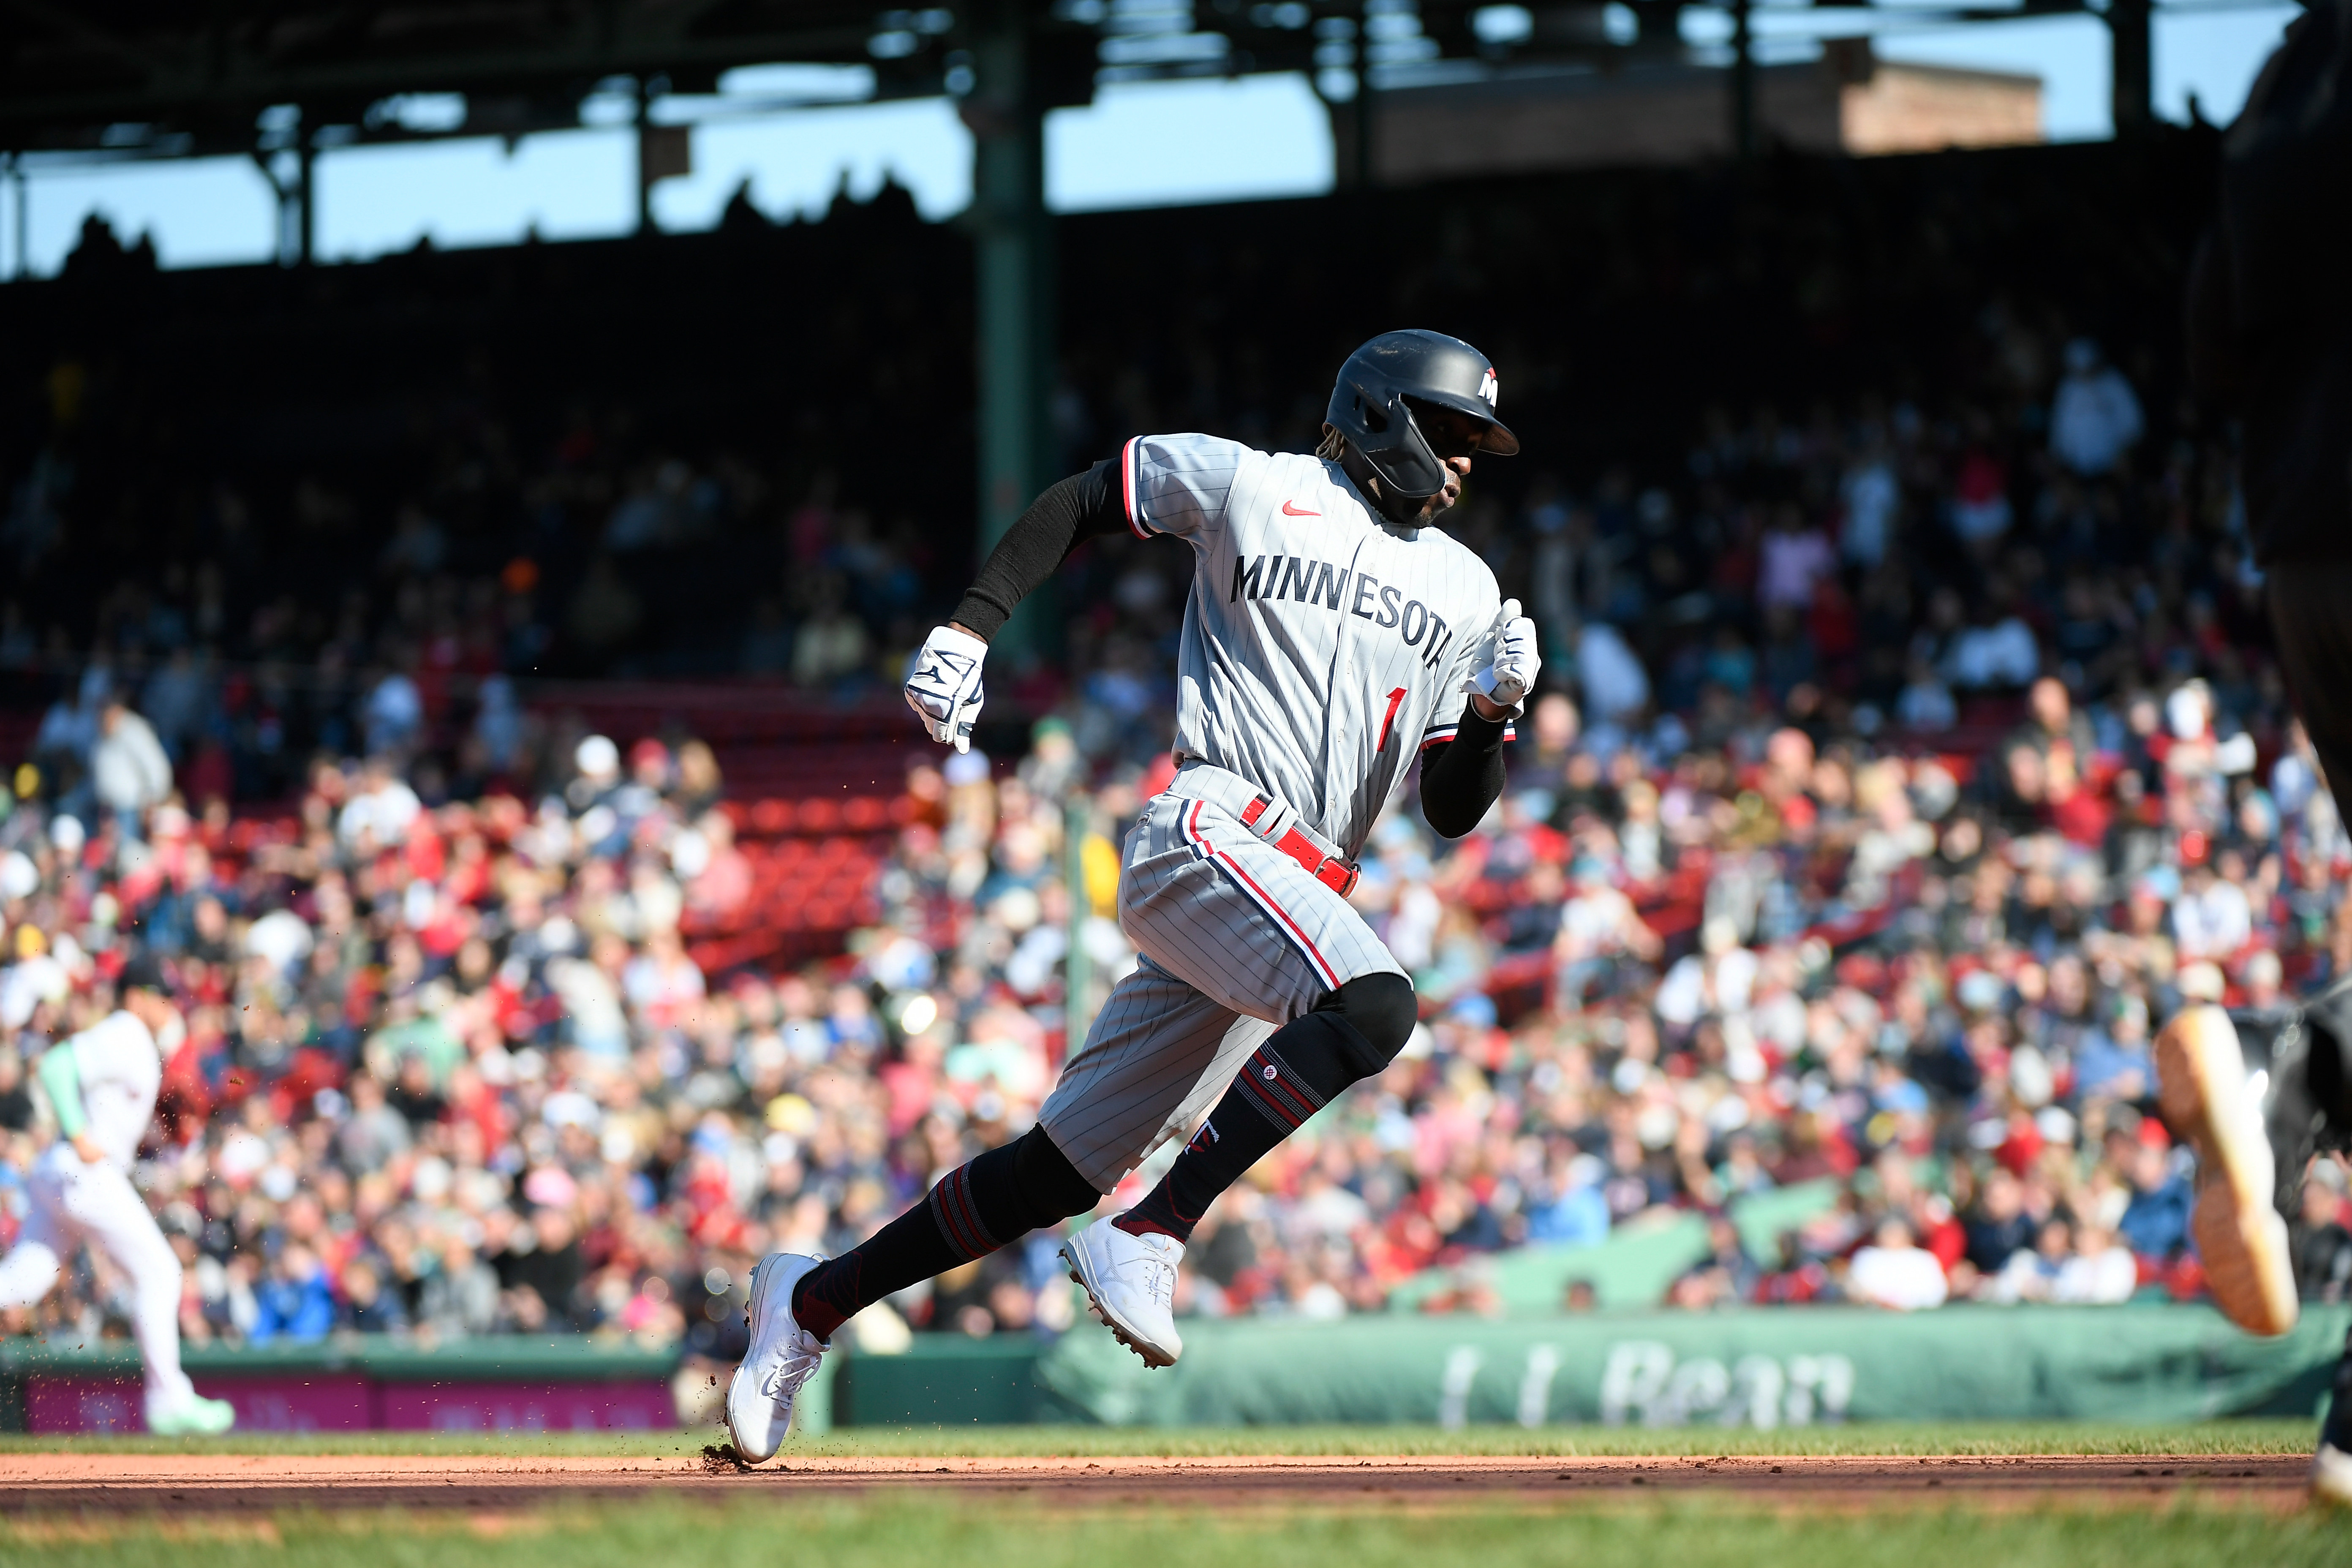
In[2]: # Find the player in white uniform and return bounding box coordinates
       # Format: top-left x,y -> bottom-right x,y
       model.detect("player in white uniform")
725,329 -> 1537,1461
0,955 -> 235,1434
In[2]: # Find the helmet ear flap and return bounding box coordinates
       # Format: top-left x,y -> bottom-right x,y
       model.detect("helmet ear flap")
1327,368 -> 1443,505
1363,393 -> 1446,501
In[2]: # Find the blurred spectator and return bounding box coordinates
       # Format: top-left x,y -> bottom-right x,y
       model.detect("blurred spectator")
420,1236 -> 500,1339
90,695 -> 172,821
364,668 -> 425,758
338,1258 -> 410,1334
1848,1219 -> 1951,1310
1577,623 -> 1650,728
248,1245 -> 335,1344
2052,1225 -> 2139,1305
1758,508 -> 1835,614
2119,1132 -> 2194,1260
2299,1162 -> 2352,1304
2049,339 -> 2145,477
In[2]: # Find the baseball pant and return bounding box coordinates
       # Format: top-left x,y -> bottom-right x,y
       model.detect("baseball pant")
1040,777 -> 1405,1192
0,1147 -> 195,1419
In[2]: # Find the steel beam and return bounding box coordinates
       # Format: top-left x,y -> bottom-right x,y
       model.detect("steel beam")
967,0 -> 1056,663
2109,0 -> 2153,136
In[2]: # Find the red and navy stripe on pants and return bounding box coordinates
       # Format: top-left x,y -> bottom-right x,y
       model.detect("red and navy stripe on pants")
1177,798 -> 1343,991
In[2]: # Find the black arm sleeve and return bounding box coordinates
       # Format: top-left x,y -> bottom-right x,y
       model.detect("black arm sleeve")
1418,706 -> 1511,839
950,457 -> 1128,641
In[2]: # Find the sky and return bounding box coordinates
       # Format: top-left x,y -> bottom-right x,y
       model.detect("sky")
0,3 -> 2301,278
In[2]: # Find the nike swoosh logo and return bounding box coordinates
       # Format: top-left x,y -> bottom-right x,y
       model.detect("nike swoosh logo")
1281,501 -> 1320,517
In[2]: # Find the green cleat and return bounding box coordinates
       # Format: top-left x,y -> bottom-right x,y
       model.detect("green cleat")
147,1394 -> 237,1437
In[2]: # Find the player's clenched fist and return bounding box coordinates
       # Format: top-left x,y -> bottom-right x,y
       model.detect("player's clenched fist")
1467,597 -> 1540,712
904,624 -> 990,752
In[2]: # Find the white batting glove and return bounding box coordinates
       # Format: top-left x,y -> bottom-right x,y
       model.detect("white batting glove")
1466,598 -> 1540,713
904,624 -> 990,753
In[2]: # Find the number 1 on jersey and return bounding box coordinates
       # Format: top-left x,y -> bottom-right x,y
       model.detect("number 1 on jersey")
1376,686 -> 1408,752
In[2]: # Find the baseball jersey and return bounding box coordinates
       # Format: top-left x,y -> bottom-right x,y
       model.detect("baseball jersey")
1120,433 -> 1507,860
57,1010 -> 163,1171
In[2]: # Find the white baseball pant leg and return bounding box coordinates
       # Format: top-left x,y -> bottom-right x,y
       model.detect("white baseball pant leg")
0,1151 -> 193,1418
1038,790 -> 1405,1192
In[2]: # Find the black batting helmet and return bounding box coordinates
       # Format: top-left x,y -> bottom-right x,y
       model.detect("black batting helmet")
117,951 -> 169,995
1324,329 -> 1519,499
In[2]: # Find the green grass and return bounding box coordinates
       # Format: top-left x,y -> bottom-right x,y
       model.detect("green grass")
0,1420 -> 2317,1459
3,1494 -> 2342,1568
0,1424 -> 2330,1568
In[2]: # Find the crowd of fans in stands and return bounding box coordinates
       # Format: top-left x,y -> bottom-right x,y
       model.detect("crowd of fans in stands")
5,139 -> 2349,1347
5,312 -> 2352,1356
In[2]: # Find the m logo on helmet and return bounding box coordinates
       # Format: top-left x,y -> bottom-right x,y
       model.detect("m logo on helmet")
1478,368 -> 1500,409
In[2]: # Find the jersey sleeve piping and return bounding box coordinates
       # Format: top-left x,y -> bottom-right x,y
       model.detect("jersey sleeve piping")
1418,723 -> 1517,752
1121,436 -> 1156,539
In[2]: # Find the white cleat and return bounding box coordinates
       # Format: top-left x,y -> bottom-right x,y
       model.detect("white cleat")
2154,1005 -> 2298,1337
1059,1220 -> 1183,1369
725,1252 -> 830,1463
147,1392 -> 236,1437
2315,1441 -> 2352,1508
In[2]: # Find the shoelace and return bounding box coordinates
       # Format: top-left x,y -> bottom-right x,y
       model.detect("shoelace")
761,1330 -> 826,1402
1122,1250 -> 1175,1307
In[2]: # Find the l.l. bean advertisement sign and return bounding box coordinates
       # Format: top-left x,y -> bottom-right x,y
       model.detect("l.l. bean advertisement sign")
1037,1304 -> 2349,1427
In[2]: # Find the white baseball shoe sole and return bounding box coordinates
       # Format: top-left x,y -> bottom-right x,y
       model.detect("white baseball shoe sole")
2154,1005 -> 2298,1337
724,1252 -> 829,1464
1059,1220 -> 1184,1369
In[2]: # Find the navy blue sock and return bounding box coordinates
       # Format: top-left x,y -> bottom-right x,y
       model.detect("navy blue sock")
1116,1010 -> 1380,1244
791,1125 -> 1097,1338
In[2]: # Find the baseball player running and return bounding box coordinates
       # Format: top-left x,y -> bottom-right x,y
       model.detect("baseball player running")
725,329 -> 1535,1461
2159,0 -> 2352,1504
0,953 -> 234,1434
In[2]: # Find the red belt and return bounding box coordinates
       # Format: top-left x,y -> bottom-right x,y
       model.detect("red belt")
1238,796 -> 1360,898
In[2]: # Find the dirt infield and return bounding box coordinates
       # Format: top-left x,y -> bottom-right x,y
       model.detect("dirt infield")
0,1449 -> 2309,1514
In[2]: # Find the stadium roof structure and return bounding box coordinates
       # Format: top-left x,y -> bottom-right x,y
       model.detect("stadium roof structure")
2,0 -> 2183,167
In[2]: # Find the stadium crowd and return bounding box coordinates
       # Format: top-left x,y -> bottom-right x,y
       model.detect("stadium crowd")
5,324 -> 2352,1354
5,136 -> 2350,1350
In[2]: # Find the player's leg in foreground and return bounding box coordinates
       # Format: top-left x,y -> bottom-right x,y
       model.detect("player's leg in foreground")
2153,1005 -> 2300,1337
1054,789 -> 1421,1366
2174,563 -> 2352,1500
727,1127 -> 1102,1460
2155,980 -> 2352,1503
727,959 -> 1250,1459
0,1203 -> 67,1334
2319,1331 -> 2352,1506
84,1162 -> 235,1434
2200,975 -> 2352,1505
1024,959 -> 1268,1369
1063,970 -> 1415,1366
0,1154 -> 233,1434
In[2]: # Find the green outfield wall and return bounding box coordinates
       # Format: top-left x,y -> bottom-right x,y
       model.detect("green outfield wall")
1026,1304 -> 2352,1429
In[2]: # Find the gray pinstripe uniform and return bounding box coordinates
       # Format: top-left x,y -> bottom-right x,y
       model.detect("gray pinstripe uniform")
1040,433 -> 1509,1191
